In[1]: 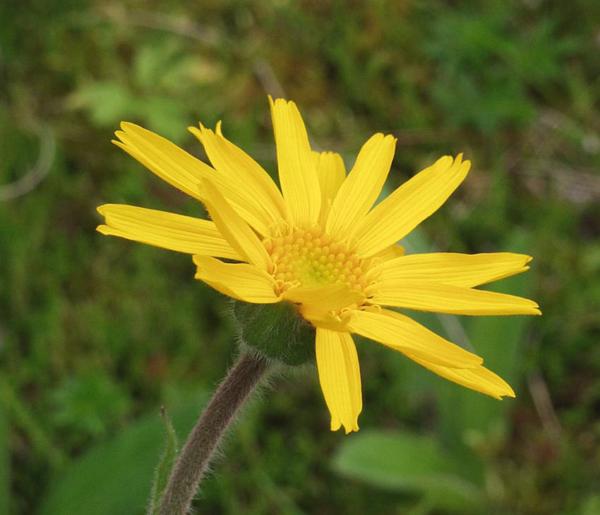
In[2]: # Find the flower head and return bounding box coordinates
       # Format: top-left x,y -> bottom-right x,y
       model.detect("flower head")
98,97 -> 540,434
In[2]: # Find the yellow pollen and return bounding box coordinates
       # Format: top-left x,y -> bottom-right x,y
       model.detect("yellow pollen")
266,228 -> 369,292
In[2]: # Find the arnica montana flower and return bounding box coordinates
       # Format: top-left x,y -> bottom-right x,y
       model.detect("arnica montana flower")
97,97 -> 540,434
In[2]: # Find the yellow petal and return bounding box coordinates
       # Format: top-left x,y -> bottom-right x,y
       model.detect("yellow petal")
193,256 -> 279,303
404,351 -> 515,399
114,123 -> 211,201
370,252 -> 532,287
269,97 -> 321,225
300,311 -> 350,332
369,281 -> 541,316
352,154 -> 470,257
96,204 -> 240,259
326,133 -> 396,237
372,243 -> 406,261
283,283 -> 363,313
315,329 -> 362,433
201,179 -> 271,270
314,151 -> 346,223
347,308 -> 483,368
190,125 -> 287,232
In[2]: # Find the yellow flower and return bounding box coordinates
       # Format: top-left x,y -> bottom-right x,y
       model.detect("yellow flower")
97,97 -> 540,434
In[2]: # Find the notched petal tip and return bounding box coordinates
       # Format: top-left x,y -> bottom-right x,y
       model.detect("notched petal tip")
372,132 -> 397,147
495,390 -> 516,400
495,377 -> 516,400
460,159 -> 472,175
191,124 -> 222,146
436,155 -> 454,168
119,121 -> 139,132
187,125 -> 201,137
329,419 -> 360,435
452,153 -> 472,174
345,422 -> 360,435
269,96 -> 295,109
520,297 -> 541,314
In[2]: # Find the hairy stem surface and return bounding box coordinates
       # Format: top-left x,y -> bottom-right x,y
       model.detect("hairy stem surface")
158,352 -> 269,515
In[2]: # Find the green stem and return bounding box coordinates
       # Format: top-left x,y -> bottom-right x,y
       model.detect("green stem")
158,352 -> 270,515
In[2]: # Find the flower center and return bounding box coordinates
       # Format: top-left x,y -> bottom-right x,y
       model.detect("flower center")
264,228 -> 369,293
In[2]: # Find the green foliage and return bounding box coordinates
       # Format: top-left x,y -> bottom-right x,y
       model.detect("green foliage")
423,4 -> 574,133
50,371 -> 131,444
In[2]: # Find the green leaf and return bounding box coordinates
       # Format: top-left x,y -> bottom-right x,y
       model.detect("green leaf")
147,408 -> 179,515
39,396 -> 205,515
333,430 -> 484,511
74,82 -> 136,127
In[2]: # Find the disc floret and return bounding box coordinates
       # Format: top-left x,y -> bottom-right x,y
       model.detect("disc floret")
265,228 -> 370,294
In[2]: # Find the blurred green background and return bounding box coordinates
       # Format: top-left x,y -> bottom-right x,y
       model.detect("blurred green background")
1,1 -> 600,514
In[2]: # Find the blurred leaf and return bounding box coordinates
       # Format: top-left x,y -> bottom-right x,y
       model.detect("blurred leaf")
73,82 -> 137,127
147,408 -> 179,515
133,41 -> 196,92
39,396 -> 205,515
134,44 -> 174,90
332,430 -> 484,512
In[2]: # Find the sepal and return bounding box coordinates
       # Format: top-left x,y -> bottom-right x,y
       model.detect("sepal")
232,300 -> 315,366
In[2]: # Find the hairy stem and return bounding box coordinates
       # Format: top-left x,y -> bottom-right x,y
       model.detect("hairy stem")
158,352 -> 269,515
